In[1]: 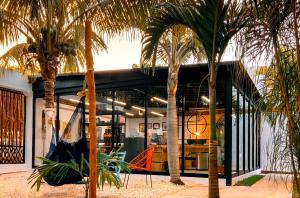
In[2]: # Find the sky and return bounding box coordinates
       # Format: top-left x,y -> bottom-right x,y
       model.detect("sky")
93,35 -> 241,70
0,35 -> 142,71
0,34 -> 267,76
93,36 -> 142,70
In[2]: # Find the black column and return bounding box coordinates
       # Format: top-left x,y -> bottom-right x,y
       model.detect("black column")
236,88 -> 240,175
181,85 -> 186,174
82,97 -> 86,138
144,90 -> 148,149
224,74 -> 232,186
32,97 -> 36,168
112,90 -> 115,149
255,110 -> 258,169
252,104 -> 255,170
56,95 -> 59,141
248,100 -> 250,172
243,93 -> 246,173
258,112 -> 261,168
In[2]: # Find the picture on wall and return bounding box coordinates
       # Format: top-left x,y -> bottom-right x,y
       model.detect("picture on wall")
153,123 -> 160,129
139,123 -> 145,133
148,123 -> 152,129
162,122 -> 167,131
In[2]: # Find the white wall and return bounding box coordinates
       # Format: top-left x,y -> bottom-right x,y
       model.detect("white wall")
0,71 -> 33,173
34,99 -> 83,165
260,115 -> 291,173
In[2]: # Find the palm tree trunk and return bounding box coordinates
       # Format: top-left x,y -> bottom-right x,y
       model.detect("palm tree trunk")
41,62 -> 57,154
43,81 -> 55,154
167,66 -> 183,185
208,61 -> 219,198
85,20 -> 97,198
273,38 -> 300,197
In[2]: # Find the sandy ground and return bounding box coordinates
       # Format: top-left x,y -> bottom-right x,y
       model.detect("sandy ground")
165,174 -> 293,198
0,172 -> 188,198
0,172 -> 293,198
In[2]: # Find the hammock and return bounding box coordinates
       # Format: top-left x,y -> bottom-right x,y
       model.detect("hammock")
43,97 -> 89,186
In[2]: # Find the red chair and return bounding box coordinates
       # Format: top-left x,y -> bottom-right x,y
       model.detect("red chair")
124,147 -> 155,188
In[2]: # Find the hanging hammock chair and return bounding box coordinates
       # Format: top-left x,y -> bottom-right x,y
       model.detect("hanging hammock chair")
43,97 -> 89,186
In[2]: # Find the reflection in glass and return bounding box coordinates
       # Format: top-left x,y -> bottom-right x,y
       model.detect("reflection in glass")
245,99 -> 249,172
239,92 -> 244,172
232,86 -> 238,174
249,103 -> 253,170
147,86 -> 168,172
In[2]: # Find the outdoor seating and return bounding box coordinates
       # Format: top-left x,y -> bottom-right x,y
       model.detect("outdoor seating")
124,147 -> 155,188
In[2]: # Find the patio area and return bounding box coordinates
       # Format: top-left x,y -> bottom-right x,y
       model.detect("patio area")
0,172 -> 292,198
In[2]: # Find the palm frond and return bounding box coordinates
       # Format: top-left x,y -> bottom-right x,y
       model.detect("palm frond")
0,43 -> 40,75
28,150 -> 129,192
142,3 -> 196,63
28,156 -> 83,191
236,0 -> 292,62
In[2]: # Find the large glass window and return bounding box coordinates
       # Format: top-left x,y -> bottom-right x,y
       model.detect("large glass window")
147,86 -> 168,172
238,92 -> 244,173
183,82 -> 210,174
59,95 -> 84,143
245,98 -> 249,172
182,80 -> 225,175
249,101 -> 252,171
232,86 -> 238,174
251,104 -> 254,170
256,111 -> 261,168
253,107 -> 257,169
111,89 -> 146,162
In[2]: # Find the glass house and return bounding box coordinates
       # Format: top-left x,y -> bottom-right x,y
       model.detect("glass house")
32,61 -> 261,185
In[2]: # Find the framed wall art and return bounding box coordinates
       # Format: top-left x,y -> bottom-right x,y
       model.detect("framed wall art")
153,123 -> 160,129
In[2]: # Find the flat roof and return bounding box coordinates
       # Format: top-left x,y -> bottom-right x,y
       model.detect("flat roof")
32,61 -> 259,100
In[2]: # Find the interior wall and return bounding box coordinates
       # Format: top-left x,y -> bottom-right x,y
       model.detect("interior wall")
125,117 -> 166,138
34,98 -> 44,165
124,112 -> 224,143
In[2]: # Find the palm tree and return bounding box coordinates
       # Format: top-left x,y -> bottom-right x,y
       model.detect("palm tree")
0,0 -> 166,155
291,0 -> 300,114
0,0 -> 113,152
239,0 -> 300,194
256,48 -> 300,197
142,1 -> 249,197
142,26 -> 203,184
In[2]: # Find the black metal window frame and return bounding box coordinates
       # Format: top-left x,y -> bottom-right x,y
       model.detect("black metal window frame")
231,81 -> 261,179
32,82 -> 228,176
31,64 -> 261,186
247,97 -> 251,172
236,87 -> 240,175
